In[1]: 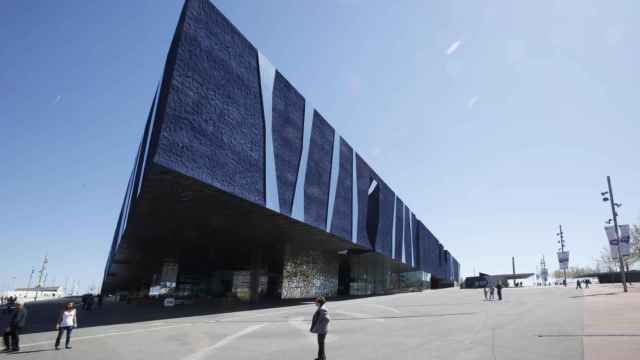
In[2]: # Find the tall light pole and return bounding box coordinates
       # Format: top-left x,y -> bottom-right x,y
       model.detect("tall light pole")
601,176 -> 628,293
557,225 -> 567,287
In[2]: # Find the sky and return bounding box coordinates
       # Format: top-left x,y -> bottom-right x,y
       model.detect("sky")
1,0 -> 639,292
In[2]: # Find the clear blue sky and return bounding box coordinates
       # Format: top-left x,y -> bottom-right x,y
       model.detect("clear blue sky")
1,0 -> 639,292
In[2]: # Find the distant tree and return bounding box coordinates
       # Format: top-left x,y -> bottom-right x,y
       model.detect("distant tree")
594,222 -> 640,271
630,223 -> 640,265
595,246 -> 618,272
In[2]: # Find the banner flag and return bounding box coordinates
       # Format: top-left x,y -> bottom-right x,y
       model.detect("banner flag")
605,226 -> 619,259
557,251 -> 569,270
619,224 -> 631,257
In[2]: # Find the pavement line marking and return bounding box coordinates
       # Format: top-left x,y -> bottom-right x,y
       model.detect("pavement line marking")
537,334 -> 640,337
335,310 -> 384,322
214,308 -> 298,322
366,303 -> 401,314
20,323 -> 194,348
182,324 -> 266,360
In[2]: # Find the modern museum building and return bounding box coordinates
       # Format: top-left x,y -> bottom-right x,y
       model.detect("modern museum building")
102,0 -> 460,302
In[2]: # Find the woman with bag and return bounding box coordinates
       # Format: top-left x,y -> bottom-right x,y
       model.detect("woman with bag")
55,302 -> 77,350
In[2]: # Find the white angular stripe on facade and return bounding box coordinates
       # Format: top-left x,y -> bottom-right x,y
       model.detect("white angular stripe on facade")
401,204 -> 406,263
326,135 -> 341,232
409,211 -> 415,267
137,84 -> 160,199
258,52 -> 280,213
117,149 -> 140,248
291,100 -> 314,221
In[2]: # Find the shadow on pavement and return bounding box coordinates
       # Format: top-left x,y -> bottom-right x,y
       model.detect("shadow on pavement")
6,349 -> 56,355
0,297 -> 311,335
0,293 -> 409,335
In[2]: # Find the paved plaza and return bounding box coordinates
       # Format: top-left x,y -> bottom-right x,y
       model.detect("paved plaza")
3,284 -> 638,360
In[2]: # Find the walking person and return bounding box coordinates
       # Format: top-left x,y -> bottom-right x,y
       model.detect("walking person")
482,287 -> 488,301
3,302 -> 27,352
496,282 -> 503,301
86,295 -> 94,311
310,297 -> 330,360
576,280 -> 582,289
489,286 -> 495,300
55,302 -> 77,350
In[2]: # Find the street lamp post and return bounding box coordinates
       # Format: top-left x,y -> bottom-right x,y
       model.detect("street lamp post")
557,225 -> 567,287
602,176 -> 628,293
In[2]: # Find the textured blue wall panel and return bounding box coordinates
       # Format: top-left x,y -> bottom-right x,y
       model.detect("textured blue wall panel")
329,139 -> 353,241
304,111 -> 334,230
154,0 -> 265,206
414,219 -> 423,269
376,180 -> 394,257
403,208 -> 412,265
437,242 -> 445,278
417,221 -> 428,273
355,155 -> 373,250
444,250 -> 451,280
411,213 -> 418,267
272,72 -> 305,216
424,227 -> 438,274
394,198 -> 404,261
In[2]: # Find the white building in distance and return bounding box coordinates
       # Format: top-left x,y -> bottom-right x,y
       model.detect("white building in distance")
6,286 -> 65,302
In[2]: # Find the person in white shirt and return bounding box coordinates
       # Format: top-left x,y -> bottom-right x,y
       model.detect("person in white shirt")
55,303 -> 77,350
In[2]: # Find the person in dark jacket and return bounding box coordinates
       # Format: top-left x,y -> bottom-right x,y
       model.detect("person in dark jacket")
496,282 -> 503,301
310,297 -> 330,360
3,303 -> 27,352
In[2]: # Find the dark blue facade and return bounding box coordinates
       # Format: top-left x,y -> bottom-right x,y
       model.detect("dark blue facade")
304,112 -> 335,230
272,72 -> 305,216
329,139 -> 353,241
377,180 -> 394,257
105,0 -> 460,286
394,198 -> 404,262
154,0 -> 265,206
403,208 -> 413,266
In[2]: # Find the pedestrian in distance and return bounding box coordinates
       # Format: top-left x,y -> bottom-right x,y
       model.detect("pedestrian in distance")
86,295 -> 94,311
496,282 -> 503,301
310,297 -> 330,360
80,294 -> 87,310
3,302 -> 27,352
489,286 -> 495,300
55,302 -> 77,350
482,287 -> 488,301
576,280 -> 582,289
